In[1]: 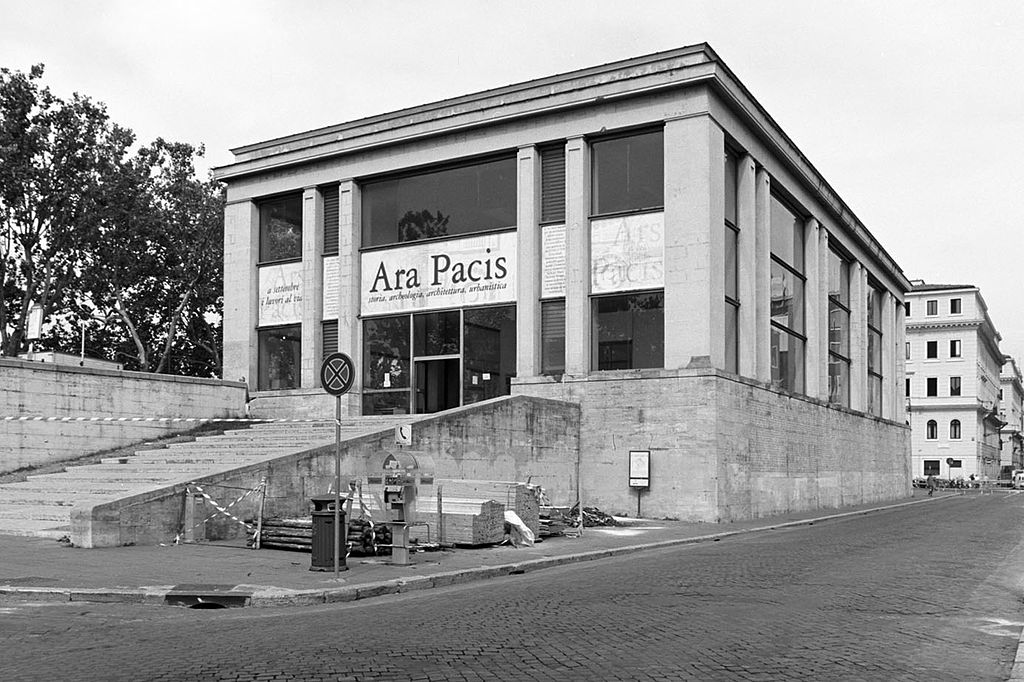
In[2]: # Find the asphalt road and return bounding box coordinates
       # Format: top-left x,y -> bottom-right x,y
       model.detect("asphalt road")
3,492 -> 1024,681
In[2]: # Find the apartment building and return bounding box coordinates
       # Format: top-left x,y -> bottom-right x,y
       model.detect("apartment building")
905,283 -> 1005,480
1000,356 -> 1023,471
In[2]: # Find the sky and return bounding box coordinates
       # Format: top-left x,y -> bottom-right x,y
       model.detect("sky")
2,0 -> 1022,367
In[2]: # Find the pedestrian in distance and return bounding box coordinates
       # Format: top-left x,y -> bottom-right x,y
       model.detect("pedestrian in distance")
926,474 -> 937,497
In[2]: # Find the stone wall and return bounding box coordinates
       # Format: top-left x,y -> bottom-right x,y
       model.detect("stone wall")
71,395 -> 580,547
514,369 -> 910,522
0,357 -> 247,473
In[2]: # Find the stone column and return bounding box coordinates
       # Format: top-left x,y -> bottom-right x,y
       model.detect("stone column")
516,145 -> 540,377
338,180 -> 362,415
663,115 -> 725,369
849,263 -> 868,412
882,291 -> 898,421
564,136 -> 590,375
222,199 -> 259,388
754,168 -> 772,383
802,217 -> 821,399
301,186 -> 324,388
737,154 -> 758,378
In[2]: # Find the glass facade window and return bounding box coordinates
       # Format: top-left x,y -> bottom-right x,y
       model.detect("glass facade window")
591,130 -> 664,215
950,376 -> 961,396
592,291 -> 664,370
926,420 -> 938,440
950,339 -> 961,358
827,249 -> 851,407
463,307 -> 516,406
541,300 -> 566,376
770,194 -> 805,393
259,194 -> 303,263
362,315 -> 411,414
413,311 -> 460,357
866,285 -> 883,416
257,325 -> 301,391
950,419 -> 961,439
724,148 -> 739,374
361,156 -> 517,248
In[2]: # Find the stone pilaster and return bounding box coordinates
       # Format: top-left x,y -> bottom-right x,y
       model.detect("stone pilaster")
564,136 -> 590,375
222,200 -> 259,388
754,168 -> 772,383
737,154 -> 758,379
301,186 -> 324,388
337,180 -> 362,415
516,145 -> 541,377
802,218 -> 821,399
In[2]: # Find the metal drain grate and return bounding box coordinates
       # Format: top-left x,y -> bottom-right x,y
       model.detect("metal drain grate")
164,584 -> 252,608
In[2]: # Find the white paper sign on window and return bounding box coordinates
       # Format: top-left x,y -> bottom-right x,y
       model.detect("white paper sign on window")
361,232 -> 517,316
258,262 -> 304,326
591,212 -> 664,294
322,256 -> 339,320
541,224 -> 566,298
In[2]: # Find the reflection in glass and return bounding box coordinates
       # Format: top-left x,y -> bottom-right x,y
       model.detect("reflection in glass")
259,194 -> 303,262
257,325 -> 301,391
414,311 -> 460,356
592,292 -> 664,370
591,130 -> 664,215
463,306 -> 516,405
771,326 -> 805,393
770,261 -> 804,333
770,195 -> 804,271
828,356 -> 849,407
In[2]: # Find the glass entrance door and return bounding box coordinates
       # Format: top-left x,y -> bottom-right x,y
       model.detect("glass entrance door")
414,358 -> 461,413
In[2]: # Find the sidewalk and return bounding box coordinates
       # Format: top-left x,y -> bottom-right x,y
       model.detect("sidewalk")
0,496 -> 934,609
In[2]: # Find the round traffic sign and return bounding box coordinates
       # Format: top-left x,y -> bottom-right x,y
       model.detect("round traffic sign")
320,352 -> 355,396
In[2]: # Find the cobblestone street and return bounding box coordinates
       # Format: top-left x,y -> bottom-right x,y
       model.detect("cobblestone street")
3,493 -> 1024,681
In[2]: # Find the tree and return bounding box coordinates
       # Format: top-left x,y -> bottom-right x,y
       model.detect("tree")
0,65 -> 224,377
0,64 -> 134,357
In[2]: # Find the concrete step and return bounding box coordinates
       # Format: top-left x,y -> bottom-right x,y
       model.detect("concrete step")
0,504 -> 75,522
0,518 -> 70,539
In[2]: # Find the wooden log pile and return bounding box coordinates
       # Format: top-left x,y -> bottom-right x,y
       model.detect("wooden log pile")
250,517 -> 392,555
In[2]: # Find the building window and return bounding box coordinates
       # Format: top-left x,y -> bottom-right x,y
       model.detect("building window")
257,325 -> 301,391
362,315 -> 411,415
926,299 -> 938,316
923,459 -> 940,476
591,129 -> 664,216
906,378 -> 911,397
927,377 -> 938,397
321,320 -> 338,362
905,341 -> 911,360
950,376 -> 961,396
926,341 -> 938,359
950,298 -> 962,314
541,300 -> 566,375
950,419 -> 961,440
592,291 -> 664,370
361,155 -> 517,248
724,148 -> 739,374
770,194 -> 805,393
866,284 -> 883,416
259,193 -> 303,263
322,185 -> 339,256
904,301 -> 911,317
950,339 -> 961,358
540,144 -> 566,224
926,420 -> 938,440
827,249 -> 851,407
463,306 -> 517,406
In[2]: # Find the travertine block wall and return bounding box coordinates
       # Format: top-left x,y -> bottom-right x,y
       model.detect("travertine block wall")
1,358 -> 246,473
515,369 -> 910,521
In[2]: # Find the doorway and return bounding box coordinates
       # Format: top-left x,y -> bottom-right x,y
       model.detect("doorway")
414,358 -> 461,414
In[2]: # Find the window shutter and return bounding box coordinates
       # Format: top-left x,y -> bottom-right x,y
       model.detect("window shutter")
540,145 -> 566,223
322,320 -> 338,361
541,299 -> 566,374
323,186 -> 339,255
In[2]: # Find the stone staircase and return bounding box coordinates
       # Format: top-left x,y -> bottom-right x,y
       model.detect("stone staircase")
0,417 -> 406,539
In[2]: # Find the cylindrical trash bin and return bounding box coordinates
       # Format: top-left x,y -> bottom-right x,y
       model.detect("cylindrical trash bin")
310,495 -> 347,572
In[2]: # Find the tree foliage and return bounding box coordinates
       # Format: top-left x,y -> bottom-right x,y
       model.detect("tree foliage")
0,65 -> 223,376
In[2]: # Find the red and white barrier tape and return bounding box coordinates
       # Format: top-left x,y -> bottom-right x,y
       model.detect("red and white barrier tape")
175,481 -> 265,544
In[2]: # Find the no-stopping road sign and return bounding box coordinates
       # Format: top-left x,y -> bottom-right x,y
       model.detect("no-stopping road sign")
320,352 -> 354,396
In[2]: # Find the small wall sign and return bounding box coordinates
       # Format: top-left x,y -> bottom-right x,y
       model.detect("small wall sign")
629,450 -> 650,488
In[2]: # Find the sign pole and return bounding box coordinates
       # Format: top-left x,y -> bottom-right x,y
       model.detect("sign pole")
334,394 -> 342,578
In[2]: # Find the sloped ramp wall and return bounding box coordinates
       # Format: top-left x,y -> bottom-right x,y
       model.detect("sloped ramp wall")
0,357 -> 246,474
71,395 -> 581,547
